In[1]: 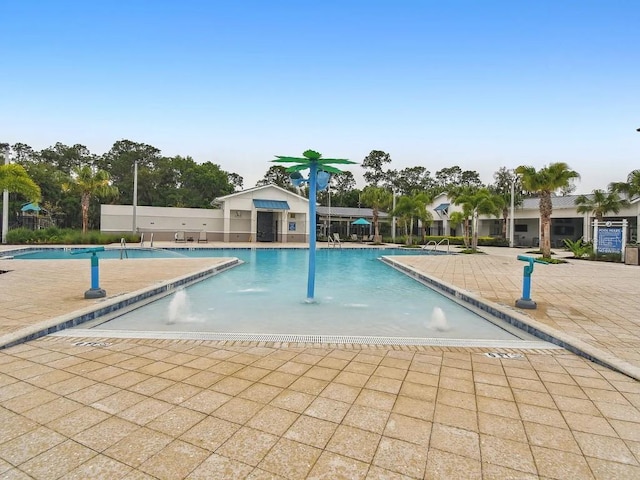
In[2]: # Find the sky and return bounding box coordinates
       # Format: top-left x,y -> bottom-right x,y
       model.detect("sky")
2,0 -> 639,193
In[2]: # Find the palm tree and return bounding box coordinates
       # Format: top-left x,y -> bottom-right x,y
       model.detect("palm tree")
391,197 -> 415,245
1,163 -> 41,243
63,166 -> 118,234
516,162 -> 580,258
271,150 -> 356,300
0,164 -> 41,200
452,188 -> 500,251
575,189 -> 630,222
390,193 -> 433,245
360,186 -> 392,243
610,170 -> 640,199
449,211 -> 467,245
491,167 -> 523,239
448,186 -> 474,248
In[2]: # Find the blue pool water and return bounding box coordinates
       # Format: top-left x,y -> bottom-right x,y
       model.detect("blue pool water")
9,247 -> 189,260
62,247 -> 523,340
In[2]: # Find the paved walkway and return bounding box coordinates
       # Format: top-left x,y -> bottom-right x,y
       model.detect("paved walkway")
0,244 -> 639,479
390,246 -> 640,378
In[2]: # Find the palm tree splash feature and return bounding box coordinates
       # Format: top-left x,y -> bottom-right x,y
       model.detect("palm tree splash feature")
271,150 -> 356,301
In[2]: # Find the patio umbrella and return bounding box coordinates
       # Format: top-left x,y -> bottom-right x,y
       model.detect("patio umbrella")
351,217 -> 371,239
21,203 -> 41,212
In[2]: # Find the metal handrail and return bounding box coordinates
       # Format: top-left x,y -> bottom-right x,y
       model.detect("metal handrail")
140,232 -> 144,247
421,239 -> 450,252
328,236 -> 342,248
422,240 -> 437,250
120,238 -> 128,259
150,232 -> 154,248
436,238 -> 450,252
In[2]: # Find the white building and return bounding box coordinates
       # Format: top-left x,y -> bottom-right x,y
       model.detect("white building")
102,184 -> 640,246
101,185 -> 310,243
426,192 -> 640,246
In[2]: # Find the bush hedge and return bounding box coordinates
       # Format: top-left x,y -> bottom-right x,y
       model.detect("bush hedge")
6,227 -> 140,245
387,235 -> 509,247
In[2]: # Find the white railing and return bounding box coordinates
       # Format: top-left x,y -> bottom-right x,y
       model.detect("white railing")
422,240 -> 437,250
120,238 -> 128,259
421,238 -> 450,252
436,238 -> 450,252
328,234 -> 342,248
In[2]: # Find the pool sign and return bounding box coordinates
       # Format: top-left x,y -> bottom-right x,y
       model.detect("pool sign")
593,219 -> 627,256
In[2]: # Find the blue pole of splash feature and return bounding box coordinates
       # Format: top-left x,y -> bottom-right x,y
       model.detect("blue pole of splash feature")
70,246 -> 107,299
515,255 -> 547,309
90,252 -> 100,289
307,162 -> 318,301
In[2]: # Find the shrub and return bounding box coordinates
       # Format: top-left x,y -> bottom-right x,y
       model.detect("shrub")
477,236 -> 509,247
563,238 -> 592,259
6,228 -> 140,245
6,228 -> 36,244
409,236 -> 508,247
459,248 -> 486,254
538,257 -> 568,264
590,252 -> 622,263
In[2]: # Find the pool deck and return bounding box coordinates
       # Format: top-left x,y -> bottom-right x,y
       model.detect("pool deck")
0,243 -> 639,479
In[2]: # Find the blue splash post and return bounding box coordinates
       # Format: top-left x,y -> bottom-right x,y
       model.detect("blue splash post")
70,247 -> 107,299
271,150 -> 356,302
515,255 -> 548,309
306,162 -> 318,301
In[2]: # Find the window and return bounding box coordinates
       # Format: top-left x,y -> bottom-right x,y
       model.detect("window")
515,224 -> 528,232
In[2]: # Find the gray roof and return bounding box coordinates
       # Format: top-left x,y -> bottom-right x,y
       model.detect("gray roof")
521,192 -> 632,210
317,206 -> 388,218
521,194 -> 585,210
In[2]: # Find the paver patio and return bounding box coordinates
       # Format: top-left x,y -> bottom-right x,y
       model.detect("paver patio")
0,243 -> 639,479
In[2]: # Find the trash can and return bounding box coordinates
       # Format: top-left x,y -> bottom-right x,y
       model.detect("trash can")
625,246 -> 639,265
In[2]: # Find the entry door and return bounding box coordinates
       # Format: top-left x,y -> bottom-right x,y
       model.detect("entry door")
257,211 -> 275,242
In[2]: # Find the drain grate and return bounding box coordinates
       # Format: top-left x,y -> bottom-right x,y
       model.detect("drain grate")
51,329 -> 562,349
485,352 -> 524,359
72,341 -> 112,347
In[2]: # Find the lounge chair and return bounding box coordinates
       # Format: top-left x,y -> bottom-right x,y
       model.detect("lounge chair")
197,231 -> 208,243
175,231 -> 186,243
350,234 -> 358,241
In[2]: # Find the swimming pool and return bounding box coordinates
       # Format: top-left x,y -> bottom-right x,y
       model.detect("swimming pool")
64,248 -> 528,341
6,247 -> 189,260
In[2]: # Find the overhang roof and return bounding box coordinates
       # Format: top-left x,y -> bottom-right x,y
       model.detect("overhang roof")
253,199 -> 290,210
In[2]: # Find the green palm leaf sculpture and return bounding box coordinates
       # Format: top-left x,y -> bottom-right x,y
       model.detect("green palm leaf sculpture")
271,150 -> 356,300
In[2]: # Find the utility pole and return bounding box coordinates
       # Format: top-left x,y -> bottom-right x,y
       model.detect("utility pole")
509,175 -> 515,248
2,147 -> 9,244
132,160 -> 138,234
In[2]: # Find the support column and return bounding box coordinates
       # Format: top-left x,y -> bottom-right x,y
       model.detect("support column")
583,215 -> 590,242
223,206 -> 231,242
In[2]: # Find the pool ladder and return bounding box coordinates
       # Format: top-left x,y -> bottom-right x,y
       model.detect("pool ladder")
120,238 -> 128,259
422,238 -> 450,252
139,232 -> 154,248
328,236 -> 342,248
